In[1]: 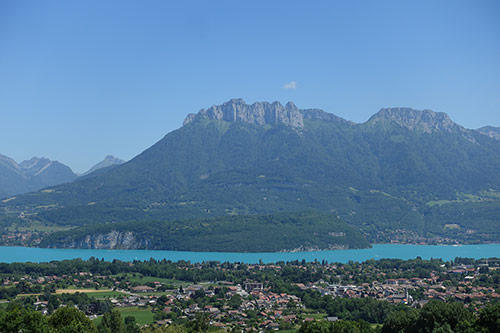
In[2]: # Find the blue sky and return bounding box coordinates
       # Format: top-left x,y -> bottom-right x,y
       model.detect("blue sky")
1,0 -> 499,173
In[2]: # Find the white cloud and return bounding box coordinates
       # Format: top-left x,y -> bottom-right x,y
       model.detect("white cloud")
283,81 -> 297,89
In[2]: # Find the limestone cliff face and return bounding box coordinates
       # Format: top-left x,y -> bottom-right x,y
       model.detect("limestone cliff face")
47,230 -> 150,249
184,100 -> 469,135
183,98 -> 353,129
184,98 -> 305,128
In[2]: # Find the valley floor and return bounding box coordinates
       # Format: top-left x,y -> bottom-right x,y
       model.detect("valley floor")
1,257 -> 499,332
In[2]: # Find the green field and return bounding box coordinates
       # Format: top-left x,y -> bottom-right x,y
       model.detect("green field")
300,310 -> 328,320
83,291 -> 126,298
115,273 -> 188,286
116,307 -> 155,325
426,190 -> 500,207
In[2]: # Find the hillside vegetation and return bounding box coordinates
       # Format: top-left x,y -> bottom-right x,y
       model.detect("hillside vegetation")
1,100 -> 500,248
39,212 -> 370,252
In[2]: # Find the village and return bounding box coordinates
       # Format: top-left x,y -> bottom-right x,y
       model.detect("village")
0,257 -> 499,331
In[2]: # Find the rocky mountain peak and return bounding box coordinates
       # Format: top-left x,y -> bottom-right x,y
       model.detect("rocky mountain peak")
477,126 -> 500,140
19,157 -> 51,171
183,99 -> 350,128
103,155 -> 124,163
367,107 -> 462,133
184,98 -> 304,128
19,157 -> 54,177
82,155 -> 125,176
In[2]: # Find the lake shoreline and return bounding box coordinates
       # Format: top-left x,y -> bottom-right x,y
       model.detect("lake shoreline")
0,243 -> 499,264
25,240 -> 500,253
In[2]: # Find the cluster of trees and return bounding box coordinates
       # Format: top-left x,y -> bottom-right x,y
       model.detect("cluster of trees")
382,300 -> 500,333
2,301 -> 500,332
27,293 -> 112,316
303,294 -> 407,324
0,305 -> 219,333
4,293 -> 112,316
0,305 -> 140,333
0,258 -> 240,283
298,301 -> 500,333
0,305 -> 97,333
299,320 -> 377,333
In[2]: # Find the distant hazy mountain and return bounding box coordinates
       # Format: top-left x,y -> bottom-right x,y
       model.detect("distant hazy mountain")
0,154 -> 28,198
0,155 -> 77,198
2,99 -> 500,248
82,155 -> 124,176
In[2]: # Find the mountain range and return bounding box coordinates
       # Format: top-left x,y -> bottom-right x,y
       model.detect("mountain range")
0,155 -> 124,198
1,99 -> 500,251
0,156 -> 77,198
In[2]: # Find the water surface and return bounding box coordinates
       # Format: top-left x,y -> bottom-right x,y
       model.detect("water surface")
0,244 -> 499,264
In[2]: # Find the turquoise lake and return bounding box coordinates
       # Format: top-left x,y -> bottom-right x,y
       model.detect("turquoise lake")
0,244 -> 499,264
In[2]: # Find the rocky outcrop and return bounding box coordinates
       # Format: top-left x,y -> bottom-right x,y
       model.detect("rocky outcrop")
184,100 -> 473,136
183,98 -> 350,129
183,113 -> 196,126
367,107 -> 465,134
184,98 -> 304,128
47,231 -> 150,249
477,126 -> 500,140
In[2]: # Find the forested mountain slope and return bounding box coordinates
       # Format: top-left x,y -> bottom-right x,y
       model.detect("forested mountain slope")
2,99 -> 500,245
